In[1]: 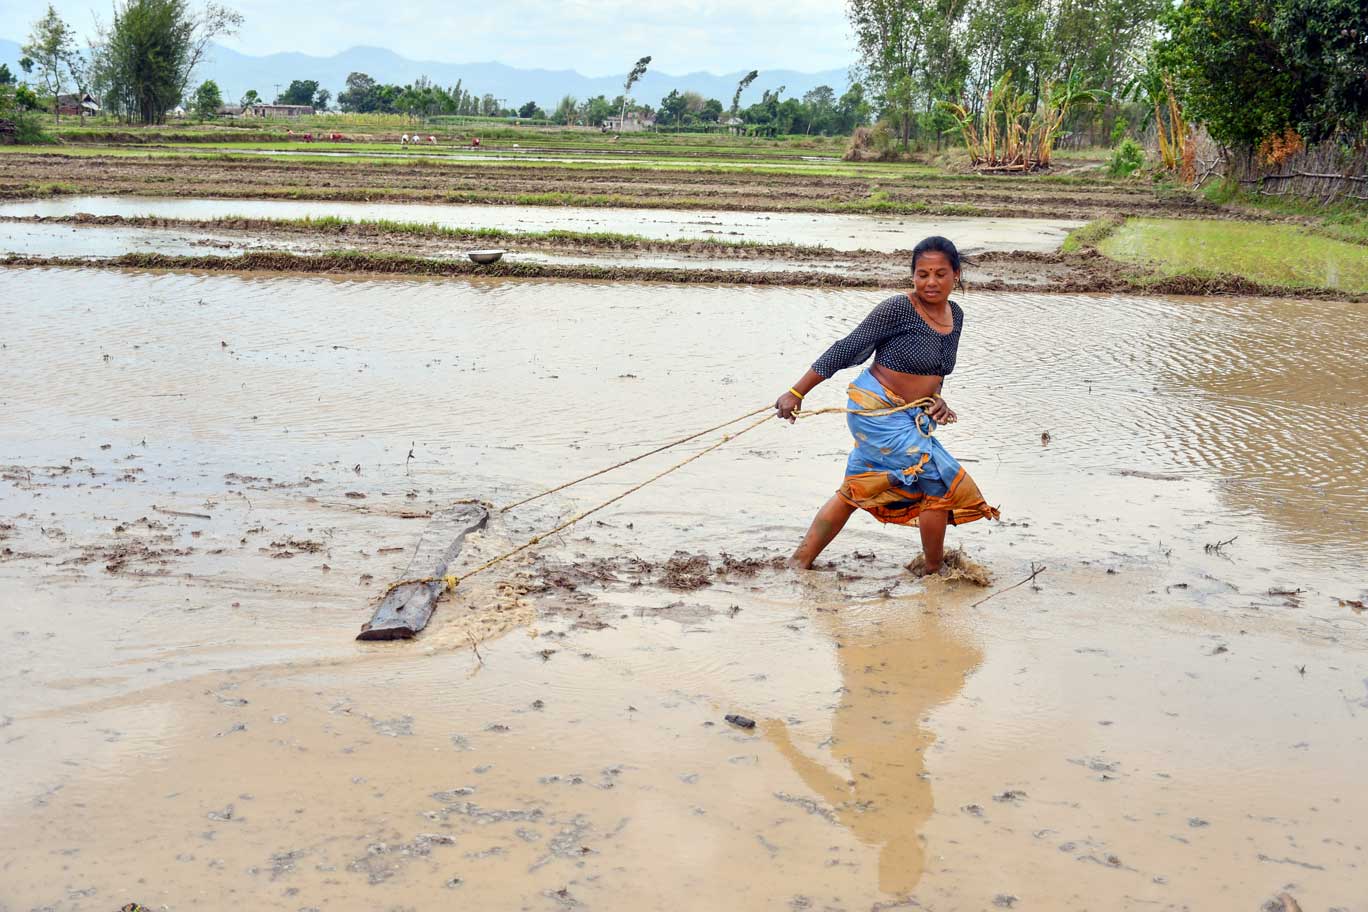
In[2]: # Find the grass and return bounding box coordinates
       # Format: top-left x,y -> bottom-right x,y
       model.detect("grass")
26,181 -> 79,195
1204,181 -> 1368,246
46,117 -> 852,156
1062,215 -> 1123,252
0,141 -> 944,181
1098,217 -> 1368,293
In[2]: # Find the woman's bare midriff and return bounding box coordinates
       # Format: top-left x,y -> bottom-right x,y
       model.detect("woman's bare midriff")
870,363 -> 943,402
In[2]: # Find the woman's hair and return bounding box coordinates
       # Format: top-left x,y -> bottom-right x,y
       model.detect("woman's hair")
911,235 -> 961,273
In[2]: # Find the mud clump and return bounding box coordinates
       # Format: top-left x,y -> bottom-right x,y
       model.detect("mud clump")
527,551 -> 776,595
65,537 -> 192,575
906,547 -> 992,586
264,537 -> 325,558
660,552 -> 712,590
717,552 -> 789,576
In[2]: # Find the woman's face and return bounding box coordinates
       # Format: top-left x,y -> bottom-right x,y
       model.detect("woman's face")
913,251 -> 957,305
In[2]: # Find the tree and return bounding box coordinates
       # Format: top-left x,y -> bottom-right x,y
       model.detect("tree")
701,98 -> 723,122
192,78 -> 221,118
802,85 -> 837,133
550,95 -> 577,124
846,0 -> 938,148
518,99 -> 543,119
338,72 -> 377,112
1272,0 -> 1368,141
620,55 -> 651,126
277,79 -> 318,106
732,69 -> 758,115
1160,0 -> 1368,145
96,0 -> 243,124
582,94 -> 613,126
22,5 -> 81,122
657,88 -> 686,125
837,82 -> 871,132
240,88 -> 258,107
313,88 -> 330,111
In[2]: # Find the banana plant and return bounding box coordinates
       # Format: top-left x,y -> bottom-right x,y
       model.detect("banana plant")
1122,57 -> 1187,172
1032,69 -> 1105,166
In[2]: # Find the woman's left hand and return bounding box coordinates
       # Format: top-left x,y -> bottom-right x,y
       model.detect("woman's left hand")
927,396 -> 957,425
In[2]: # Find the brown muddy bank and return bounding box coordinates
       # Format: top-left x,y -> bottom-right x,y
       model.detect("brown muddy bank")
0,150 -> 1216,220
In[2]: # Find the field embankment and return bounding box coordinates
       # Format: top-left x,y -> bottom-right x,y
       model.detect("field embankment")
1065,214 -> 1368,295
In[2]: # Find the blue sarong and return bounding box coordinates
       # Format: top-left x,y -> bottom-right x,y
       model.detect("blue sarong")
838,368 -> 998,527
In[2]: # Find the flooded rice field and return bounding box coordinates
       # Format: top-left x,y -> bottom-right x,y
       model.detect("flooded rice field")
1,268 -> 1365,911
0,218 -> 865,275
0,219 -> 298,259
0,196 -> 1082,253
0,218 -> 870,275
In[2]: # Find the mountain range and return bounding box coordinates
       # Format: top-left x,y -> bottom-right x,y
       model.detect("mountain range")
0,39 -> 851,111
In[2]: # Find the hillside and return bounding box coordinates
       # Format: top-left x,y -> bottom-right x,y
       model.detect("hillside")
0,38 -> 850,110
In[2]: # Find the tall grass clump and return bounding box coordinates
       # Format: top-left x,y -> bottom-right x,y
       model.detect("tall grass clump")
1108,139 -> 1145,177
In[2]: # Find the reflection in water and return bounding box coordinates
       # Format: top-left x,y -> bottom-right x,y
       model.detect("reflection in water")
1171,296 -> 1368,543
767,595 -> 982,895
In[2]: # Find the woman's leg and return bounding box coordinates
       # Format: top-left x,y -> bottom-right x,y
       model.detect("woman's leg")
789,495 -> 858,569
918,509 -> 949,573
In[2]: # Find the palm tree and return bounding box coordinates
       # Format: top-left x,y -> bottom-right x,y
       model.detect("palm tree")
619,56 -> 651,129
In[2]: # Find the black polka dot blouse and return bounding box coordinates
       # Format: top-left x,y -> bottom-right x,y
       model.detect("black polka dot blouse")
812,294 -> 963,380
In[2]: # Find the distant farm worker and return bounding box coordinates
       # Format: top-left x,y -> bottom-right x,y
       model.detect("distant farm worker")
471,136 -> 481,147
429,135 -> 437,144
776,236 -> 998,575
401,133 -> 409,145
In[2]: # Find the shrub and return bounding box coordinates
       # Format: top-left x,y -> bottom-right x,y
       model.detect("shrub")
1108,138 -> 1145,177
843,120 -> 900,162
0,83 -> 53,144
16,111 -> 56,143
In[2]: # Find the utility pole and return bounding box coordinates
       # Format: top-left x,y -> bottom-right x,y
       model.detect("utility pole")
273,83 -> 281,103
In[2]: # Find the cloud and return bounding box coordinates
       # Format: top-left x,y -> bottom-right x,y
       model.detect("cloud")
8,0 -> 854,76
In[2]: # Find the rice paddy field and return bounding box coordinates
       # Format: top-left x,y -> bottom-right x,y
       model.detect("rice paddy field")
1,121 -> 1366,912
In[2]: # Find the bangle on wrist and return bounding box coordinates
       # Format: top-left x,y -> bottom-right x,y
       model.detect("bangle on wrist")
788,387 -> 805,400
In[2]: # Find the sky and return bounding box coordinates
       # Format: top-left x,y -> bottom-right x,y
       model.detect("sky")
7,0 -> 857,76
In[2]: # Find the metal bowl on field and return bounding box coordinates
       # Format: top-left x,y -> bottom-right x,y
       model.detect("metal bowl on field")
467,249 -> 506,264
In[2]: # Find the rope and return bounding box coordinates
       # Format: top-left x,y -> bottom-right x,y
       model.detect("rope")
499,405 -> 772,512
384,410 -> 773,596
795,396 -> 939,437
378,393 -> 940,599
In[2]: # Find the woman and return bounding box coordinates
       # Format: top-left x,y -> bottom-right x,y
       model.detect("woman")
776,236 -> 998,574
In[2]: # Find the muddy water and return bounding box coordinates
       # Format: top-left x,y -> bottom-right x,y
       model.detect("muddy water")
0,196 -> 1083,252
0,219 -> 866,274
0,220 -> 297,258
1,269 -> 1365,911
517,249 -> 864,274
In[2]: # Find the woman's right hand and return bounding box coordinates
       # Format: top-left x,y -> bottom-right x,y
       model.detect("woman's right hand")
775,391 -> 802,423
